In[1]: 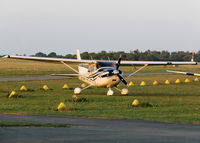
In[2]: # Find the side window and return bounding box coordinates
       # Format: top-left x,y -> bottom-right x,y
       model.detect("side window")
88,66 -> 95,72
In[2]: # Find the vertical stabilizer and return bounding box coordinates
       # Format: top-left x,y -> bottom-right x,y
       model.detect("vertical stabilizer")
76,49 -> 81,60
76,49 -> 86,75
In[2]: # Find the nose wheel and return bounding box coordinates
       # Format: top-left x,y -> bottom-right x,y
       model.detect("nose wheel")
121,88 -> 128,95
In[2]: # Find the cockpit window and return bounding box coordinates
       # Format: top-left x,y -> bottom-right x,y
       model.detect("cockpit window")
88,66 -> 95,72
97,61 -> 116,68
88,63 -> 97,72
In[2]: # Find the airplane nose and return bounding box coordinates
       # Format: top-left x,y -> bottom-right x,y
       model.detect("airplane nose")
113,70 -> 119,75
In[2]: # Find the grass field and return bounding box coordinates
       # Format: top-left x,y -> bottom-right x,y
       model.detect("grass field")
0,58 -> 200,124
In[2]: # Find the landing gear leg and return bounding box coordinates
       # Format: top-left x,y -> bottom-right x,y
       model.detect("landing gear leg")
114,87 -> 128,95
74,85 -> 92,95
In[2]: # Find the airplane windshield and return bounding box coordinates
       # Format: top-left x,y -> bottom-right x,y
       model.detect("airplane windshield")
97,61 -> 116,68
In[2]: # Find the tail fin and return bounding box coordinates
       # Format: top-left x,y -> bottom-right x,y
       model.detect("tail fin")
76,49 -> 81,60
76,49 -> 87,75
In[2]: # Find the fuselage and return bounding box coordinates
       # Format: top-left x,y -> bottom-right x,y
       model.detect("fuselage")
78,61 -> 122,88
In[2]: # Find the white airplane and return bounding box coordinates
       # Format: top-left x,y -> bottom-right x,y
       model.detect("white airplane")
3,50 -> 197,95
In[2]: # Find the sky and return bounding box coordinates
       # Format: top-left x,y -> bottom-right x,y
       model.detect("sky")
0,0 -> 200,55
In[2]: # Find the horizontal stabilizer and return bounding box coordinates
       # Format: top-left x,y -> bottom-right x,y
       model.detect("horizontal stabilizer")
166,70 -> 200,77
51,74 -> 79,77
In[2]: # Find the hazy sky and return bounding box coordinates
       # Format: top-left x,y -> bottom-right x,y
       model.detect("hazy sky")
1,0 -> 200,55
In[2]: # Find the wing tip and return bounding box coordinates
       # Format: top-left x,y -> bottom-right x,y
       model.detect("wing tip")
2,55 -> 10,58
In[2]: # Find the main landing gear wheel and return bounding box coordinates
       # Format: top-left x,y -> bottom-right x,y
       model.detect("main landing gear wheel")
74,87 -> 81,95
107,88 -> 114,96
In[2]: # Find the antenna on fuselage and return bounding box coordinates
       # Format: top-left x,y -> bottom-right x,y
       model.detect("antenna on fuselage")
90,56 -> 93,60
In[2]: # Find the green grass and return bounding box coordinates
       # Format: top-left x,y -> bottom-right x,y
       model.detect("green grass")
0,77 -> 200,124
0,58 -> 200,124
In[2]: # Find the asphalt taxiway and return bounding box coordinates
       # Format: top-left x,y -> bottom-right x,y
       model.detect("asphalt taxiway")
0,114 -> 200,143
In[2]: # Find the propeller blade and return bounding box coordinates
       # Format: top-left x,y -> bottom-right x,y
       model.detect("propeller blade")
117,74 -> 128,86
116,55 -> 122,70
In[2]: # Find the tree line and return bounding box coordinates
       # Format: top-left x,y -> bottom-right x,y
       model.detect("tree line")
1,50 -> 200,61
31,50 -> 200,61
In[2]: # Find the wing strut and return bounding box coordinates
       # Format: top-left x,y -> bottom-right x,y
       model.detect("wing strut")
60,61 -> 79,73
125,64 -> 148,79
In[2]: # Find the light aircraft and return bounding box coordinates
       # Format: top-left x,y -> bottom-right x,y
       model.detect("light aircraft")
3,50 -> 197,95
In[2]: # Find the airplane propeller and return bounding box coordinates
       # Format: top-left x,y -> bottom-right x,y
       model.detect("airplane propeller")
117,74 -> 128,86
116,55 -> 128,86
116,55 -> 122,70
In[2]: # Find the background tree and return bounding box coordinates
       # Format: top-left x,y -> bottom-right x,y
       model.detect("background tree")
48,52 -> 57,57
34,52 -> 47,57
31,50 -> 198,61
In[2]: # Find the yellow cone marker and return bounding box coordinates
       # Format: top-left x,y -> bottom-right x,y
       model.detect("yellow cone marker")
129,81 -> 134,86
184,78 -> 190,83
175,79 -> 180,84
20,85 -> 27,91
165,80 -> 170,84
153,81 -> 158,85
194,77 -> 199,82
9,91 -> 16,98
63,84 -> 69,89
81,83 -> 86,88
43,85 -> 48,90
57,102 -> 66,111
140,81 -> 146,86
72,95 -> 78,101
132,99 -> 139,106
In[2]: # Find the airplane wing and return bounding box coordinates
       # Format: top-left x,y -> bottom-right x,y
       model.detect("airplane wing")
3,55 -> 197,65
3,55 -> 95,64
166,70 -> 200,76
120,61 -> 197,65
